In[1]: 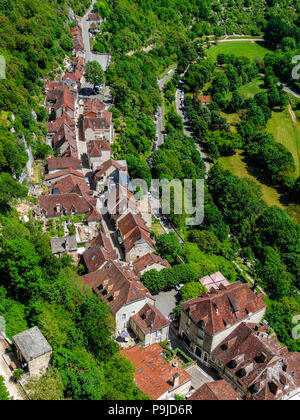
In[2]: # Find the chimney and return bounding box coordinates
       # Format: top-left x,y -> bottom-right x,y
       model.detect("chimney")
173,372 -> 180,389
260,352 -> 267,363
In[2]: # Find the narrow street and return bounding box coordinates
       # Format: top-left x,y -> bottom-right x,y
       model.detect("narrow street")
154,68 -> 176,149
175,83 -> 210,177
81,0 -> 111,73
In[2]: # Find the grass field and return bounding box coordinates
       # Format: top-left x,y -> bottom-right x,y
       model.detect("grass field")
207,41 -> 270,62
219,151 -> 286,209
266,108 -> 300,177
237,77 -> 265,99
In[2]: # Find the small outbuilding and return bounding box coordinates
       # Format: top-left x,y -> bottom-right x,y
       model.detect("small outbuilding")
13,327 -> 52,377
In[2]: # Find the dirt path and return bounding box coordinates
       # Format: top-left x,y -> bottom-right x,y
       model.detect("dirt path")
0,339 -> 24,400
288,104 -> 297,123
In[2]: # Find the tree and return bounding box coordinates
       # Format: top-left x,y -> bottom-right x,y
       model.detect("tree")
0,376 -> 9,400
181,282 -> 208,302
155,233 -> 181,264
26,369 -> 65,401
255,246 -> 292,300
188,230 -> 220,254
84,61 -> 105,89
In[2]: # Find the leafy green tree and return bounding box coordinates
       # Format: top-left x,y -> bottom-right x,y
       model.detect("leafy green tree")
26,369 -> 65,401
255,246 -> 292,300
188,230 -> 220,254
0,376 -> 9,401
85,61 -> 105,89
156,233 -> 181,264
181,282 -> 208,302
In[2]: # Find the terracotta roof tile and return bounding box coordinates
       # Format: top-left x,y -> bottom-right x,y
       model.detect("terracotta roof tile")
189,380 -> 241,400
133,253 -> 171,274
47,157 -> 82,171
131,303 -> 170,335
121,344 -> 191,399
182,282 -> 266,335
82,260 -> 151,314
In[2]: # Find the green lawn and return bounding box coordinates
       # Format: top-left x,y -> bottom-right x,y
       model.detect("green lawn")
207,41 -> 270,62
266,108 -> 300,176
237,77 -> 265,99
219,151 -> 286,209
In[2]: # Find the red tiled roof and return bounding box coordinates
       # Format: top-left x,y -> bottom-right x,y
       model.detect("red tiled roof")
131,303 -> 170,335
133,253 -> 171,274
82,260 -> 151,314
47,157 -> 82,171
63,71 -> 83,83
94,159 -> 127,178
121,344 -> 191,400
189,380 -> 241,400
46,112 -> 75,134
44,168 -> 84,182
212,322 -> 299,400
84,98 -> 106,117
83,242 -> 118,273
52,175 -> 89,195
118,212 -> 154,253
39,193 -> 90,216
83,114 -> 111,132
199,95 -> 211,103
182,282 -> 266,336
46,88 -> 75,112
87,140 -> 112,158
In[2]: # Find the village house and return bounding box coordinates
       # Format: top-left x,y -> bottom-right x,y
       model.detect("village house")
82,232 -> 119,273
121,344 -> 192,400
46,112 -> 75,143
129,303 -> 170,347
88,13 -> 102,21
51,174 -> 91,196
47,157 -> 82,174
45,86 -> 76,120
106,183 -> 137,222
94,159 -> 129,192
82,259 -> 155,332
83,112 -> 113,142
179,281 -> 266,365
198,95 -> 211,105
211,322 -> 300,401
71,24 -> 84,56
83,98 -> 106,118
199,271 -> 230,292
51,122 -> 77,157
116,212 -> 155,263
188,380 -> 241,400
13,327 -> 52,378
39,193 -> 101,226
44,168 -> 84,187
87,140 -> 112,168
50,235 -> 78,262
133,253 -> 171,276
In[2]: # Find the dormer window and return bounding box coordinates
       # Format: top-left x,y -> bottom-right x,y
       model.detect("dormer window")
71,207 -> 76,215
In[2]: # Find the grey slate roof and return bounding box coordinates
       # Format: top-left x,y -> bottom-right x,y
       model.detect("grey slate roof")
50,235 -> 77,254
13,327 -> 52,363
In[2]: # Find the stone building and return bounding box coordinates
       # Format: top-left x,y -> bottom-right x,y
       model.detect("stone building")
82,260 -> 155,333
50,235 -> 78,262
13,327 -> 52,378
179,281 -> 266,365
129,303 -> 170,347
121,344 -> 192,400
211,322 -> 300,400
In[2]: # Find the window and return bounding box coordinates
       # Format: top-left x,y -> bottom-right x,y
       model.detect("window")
121,314 -> 127,321
131,311 -> 136,316
156,329 -> 162,337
